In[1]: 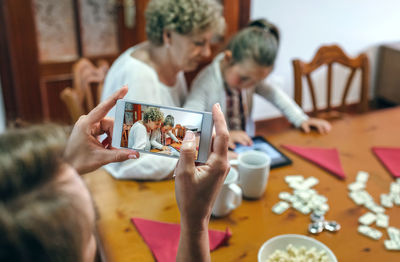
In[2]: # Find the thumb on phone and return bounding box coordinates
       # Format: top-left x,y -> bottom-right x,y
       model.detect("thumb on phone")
176,131 -> 196,177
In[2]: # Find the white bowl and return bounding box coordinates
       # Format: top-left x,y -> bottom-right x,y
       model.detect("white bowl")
258,234 -> 337,262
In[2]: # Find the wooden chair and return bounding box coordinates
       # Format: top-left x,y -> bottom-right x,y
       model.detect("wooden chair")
60,58 -> 109,123
292,44 -> 369,119
173,124 -> 187,140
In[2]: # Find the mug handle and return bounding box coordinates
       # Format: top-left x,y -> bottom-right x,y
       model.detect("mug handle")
227,183 -> 242,210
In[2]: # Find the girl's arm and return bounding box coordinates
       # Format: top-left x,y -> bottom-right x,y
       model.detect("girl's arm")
256,80 -> 331,133
168,130 -> 180,143
255,80 -> 308,128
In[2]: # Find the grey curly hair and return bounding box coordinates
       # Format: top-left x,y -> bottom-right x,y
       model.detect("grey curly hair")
143,107 -> 164,123
145,0 -> 225,45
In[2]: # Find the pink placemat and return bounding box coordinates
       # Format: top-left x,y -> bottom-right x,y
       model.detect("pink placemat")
131,217 -> 231,262
282,145 -> 346,179
372,147 -> 400,178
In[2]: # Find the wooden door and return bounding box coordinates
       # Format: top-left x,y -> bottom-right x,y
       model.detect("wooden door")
0,0 -> 250,124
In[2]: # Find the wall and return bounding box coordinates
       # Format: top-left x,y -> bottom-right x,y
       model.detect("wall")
250,0 -> 400,121
0,78 -> 5,133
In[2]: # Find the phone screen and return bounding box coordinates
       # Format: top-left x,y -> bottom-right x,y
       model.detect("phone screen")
120,102 -> 204,159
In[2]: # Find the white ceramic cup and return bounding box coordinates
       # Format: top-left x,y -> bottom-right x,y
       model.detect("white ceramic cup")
230,150 -> 271,199
212,167 -> 242,217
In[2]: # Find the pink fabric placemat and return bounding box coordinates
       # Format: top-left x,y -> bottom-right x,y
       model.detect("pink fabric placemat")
282,145 -> 346,179
372,147 -> 400,178
131,217 -> 231,262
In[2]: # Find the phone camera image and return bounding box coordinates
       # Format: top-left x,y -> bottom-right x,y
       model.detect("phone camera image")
120,102 -> 203,159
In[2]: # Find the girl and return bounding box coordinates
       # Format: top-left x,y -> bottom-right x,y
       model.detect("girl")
185,19 -> 331,148
151,114 -> 180,151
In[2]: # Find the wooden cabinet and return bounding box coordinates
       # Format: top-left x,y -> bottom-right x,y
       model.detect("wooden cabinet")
375,43 -> 400,105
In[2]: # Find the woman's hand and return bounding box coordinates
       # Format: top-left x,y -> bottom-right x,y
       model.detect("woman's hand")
64,86 -> 139,174
228,130 -> 253,149
300,118 -> 332,134
175,104 -> 230,262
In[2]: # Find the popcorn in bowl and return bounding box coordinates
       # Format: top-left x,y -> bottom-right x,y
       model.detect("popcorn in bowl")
265,244 -> 330,262
258,234 -> 337,262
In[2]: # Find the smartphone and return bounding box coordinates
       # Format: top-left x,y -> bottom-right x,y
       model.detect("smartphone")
112,99 -> 213,163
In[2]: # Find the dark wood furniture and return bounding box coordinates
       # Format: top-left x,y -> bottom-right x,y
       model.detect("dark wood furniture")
60,58 -> 109,123
293,44 -> 370,119
375,43 -> 400,105
84,107 -> 400,262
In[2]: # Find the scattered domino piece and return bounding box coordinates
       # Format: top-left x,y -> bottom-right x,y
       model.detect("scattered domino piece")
393,194 -> 400,206
278,192 -> 292,202
387,227 -> 400,244
384,227 -> 400,251
364,201 -> 385,214
358,225 -> 382,240
358,212 -> 376,225
348,182 -> 365,191
356,171 -> 369,184
384,240 -> 400,251
302,177 -> 319,189
380,194 -> 393,208
376,213 -> 389,228
272,201 -> 290,215
390,183 -> 400,194
349,191 -> 366,205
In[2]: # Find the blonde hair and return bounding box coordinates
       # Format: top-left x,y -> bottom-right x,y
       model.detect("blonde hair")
145,0 -> 225,45
226,19 -> 280,67
143,107 -> 164,123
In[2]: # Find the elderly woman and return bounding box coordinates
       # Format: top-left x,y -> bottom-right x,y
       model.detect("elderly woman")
129,107 -> 163,151
101,0 -> 225,180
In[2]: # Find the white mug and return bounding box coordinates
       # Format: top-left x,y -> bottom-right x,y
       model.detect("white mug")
231,150 -> 271,199
212,167 -> 242,217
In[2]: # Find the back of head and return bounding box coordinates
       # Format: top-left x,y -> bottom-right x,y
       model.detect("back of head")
145,0 -> 225,45
226,18 -> 280,67
0,125 -> 85,262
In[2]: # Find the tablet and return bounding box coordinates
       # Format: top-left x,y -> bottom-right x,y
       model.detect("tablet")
234,136 -> 292,169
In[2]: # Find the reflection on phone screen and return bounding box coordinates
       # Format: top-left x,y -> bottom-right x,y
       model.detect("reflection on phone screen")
120,102 -> 202,159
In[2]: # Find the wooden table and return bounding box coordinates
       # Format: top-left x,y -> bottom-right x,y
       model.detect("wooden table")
84,107 -> 400,262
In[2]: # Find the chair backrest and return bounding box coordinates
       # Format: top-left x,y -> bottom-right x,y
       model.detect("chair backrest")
60,58 -> 109,123
173,124 -> 186,139
292,44 -> 369,118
